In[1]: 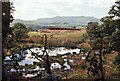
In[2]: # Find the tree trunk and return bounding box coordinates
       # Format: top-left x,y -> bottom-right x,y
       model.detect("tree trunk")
99,48 -> 104,81
99,37 -> 104,81
2,48 -> 7,81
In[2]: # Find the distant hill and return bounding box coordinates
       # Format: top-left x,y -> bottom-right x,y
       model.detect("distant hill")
12,16 -> 100,30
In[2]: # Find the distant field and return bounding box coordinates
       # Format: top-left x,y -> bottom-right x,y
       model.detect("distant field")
28,28 -> 86,45
28,28 -> 86,37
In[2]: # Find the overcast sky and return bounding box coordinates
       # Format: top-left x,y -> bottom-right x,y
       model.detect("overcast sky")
11,0 -> 115,20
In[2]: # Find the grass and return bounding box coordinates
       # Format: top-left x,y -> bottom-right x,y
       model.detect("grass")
28,30 -> 86,38
53,30 -> 85,40
28,31 -> 42,37
27,29 -> 86,47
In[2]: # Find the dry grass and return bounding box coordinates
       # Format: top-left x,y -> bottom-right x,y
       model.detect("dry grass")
28,29 -> 86,45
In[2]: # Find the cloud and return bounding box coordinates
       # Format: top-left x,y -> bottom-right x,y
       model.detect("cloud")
85,0 -> 115,8
11,0 -> 115,20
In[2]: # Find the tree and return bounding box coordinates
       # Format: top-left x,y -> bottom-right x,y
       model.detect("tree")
87,22 -> 106,81
86,1 -> 120,80
86,16 -> 117,81
12,23 -> 29,40
108,0 -> 120,18
2,1 -> 15,81
108,0 -> 120,65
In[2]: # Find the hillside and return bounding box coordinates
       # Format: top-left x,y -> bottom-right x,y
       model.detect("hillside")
12,16 -> 100,30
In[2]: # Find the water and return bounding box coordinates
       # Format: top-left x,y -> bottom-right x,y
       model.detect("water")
5,47 -> 81,65
26,47 -> 80,56
51,62 -> 62,69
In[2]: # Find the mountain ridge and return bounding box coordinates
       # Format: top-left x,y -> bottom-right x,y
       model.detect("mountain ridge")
12,16 -> 100,30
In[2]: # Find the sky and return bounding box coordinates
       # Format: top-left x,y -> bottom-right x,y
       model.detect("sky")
10,0 -> 115,20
